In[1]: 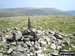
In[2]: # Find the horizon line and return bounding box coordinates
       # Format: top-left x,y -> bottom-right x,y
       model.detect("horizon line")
0,7 -> 75,11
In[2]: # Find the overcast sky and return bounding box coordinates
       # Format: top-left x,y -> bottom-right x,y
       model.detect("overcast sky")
0,0 -> 75,11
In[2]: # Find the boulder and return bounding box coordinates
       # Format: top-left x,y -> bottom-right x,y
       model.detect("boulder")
15,31 -> 22,40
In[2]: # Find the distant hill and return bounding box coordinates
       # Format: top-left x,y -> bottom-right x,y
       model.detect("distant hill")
67,10 -> 75,15
0,8 -> 71,17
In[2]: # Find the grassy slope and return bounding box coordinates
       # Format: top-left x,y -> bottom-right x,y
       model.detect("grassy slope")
0,16 -> 75,33
0,8 -> 70,17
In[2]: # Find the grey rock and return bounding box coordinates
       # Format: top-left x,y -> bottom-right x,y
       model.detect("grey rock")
14,27 -> 19,30
0,53 -> 2,56
52,36 -> 56,40
29,52 -> 35,56
66,38 -> 70,44
7,47 -> 14,54
6,28 -> 11,32
15,31 -> 22,40
0,33 -> 2,41
72,32 -> 75,36
23,35 -> 33,41
31,42 -> 35,45
11,51 -> 26,56
57,39 -> 62,44
2,30 -> 6,33
53,33 -> 62,40
37,53 -> 44,56
72,44 -> 75,48
40,40 -> 47,46
30,46 -> 35,52
17,45 -> 28,52
22,43 -> 28,48
69,35 -> 73,39
17,41 -> 24,45
37,30 -> 44,35
1,37 -> 6,42
35,50 -> 42,53
61,42 -> 69,47
22,29 -> 29,36
23,38 -> 30,41
52,50 -> 59,56
48,30 -> 55,34
2,53 -> 8,56
26,41 -> 32,47
10,42 -> 17,46
61,43 -> 65,47
44,36 -> 50,45
32,28 -> 37,33
63,42 -> 69,45
50,43 -> 56,50
56,44 -> 62,50
35,41 -> 40,47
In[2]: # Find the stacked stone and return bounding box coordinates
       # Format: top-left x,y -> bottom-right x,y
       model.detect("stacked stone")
0,27 -> 73,56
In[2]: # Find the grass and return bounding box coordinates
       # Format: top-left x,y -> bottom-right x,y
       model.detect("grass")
0,15 -> 75,34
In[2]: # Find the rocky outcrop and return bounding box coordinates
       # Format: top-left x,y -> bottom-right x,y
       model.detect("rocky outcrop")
0,27 -> 74,56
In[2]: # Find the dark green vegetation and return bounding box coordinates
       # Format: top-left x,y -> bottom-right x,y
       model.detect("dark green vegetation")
0,8 -> 70,17
0,16 -> 75,33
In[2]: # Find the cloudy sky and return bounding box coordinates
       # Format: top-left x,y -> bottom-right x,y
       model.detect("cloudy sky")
0,0 -> 75,11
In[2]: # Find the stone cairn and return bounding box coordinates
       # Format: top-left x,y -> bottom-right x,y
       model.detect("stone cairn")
0,18 -> 75,56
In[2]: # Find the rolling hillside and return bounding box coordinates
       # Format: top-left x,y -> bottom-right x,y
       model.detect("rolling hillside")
0,8 -> 70,17
67,10 -> 75,15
